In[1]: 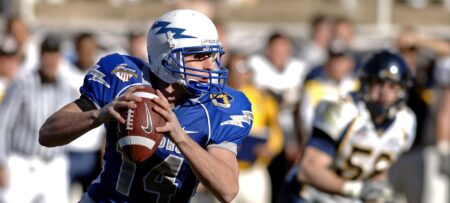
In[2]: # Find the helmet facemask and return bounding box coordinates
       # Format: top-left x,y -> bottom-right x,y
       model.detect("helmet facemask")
146,10 -> 228,97
362,78 -> 408,123
359,50 -> 412,124
162,45 -> 227,96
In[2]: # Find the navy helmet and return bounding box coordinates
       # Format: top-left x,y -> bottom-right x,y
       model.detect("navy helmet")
359,50 -> 412,120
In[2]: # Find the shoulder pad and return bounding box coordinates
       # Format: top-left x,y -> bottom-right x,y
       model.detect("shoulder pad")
216,87 -> 252,127
313,97 -> 358,141
201,86 -> 253,148
80,53 -> 146,107
97,53 -> 144,74
396,106 -> 417,150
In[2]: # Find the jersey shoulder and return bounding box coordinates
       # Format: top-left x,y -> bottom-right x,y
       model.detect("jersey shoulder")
204,86 -> 253,145
80,53 -> 147,107
206,85 -> 252,114
313,95 -> 359,140
95,53 -> 146,75
395,105 -> 417,147
396,105 -> 416,126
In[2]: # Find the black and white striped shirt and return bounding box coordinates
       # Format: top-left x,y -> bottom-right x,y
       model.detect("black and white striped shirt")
0,70 -> 78,165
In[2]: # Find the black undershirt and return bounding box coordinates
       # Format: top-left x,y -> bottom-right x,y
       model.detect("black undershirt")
74,95 -> 96,112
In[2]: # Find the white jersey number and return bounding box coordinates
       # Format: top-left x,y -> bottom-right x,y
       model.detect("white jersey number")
341,145 -> 393,180
116,145 -> 184,202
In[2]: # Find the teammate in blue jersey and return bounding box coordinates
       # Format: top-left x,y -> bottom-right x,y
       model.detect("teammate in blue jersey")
39,9 -> 253,203
278,51 -> 416,203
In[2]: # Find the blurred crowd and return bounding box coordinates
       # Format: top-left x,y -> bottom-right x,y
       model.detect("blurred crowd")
0,1 -> 449,203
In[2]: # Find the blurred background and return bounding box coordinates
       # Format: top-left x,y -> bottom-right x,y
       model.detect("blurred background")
2,0 -> 450,54
0,0 -> 449,203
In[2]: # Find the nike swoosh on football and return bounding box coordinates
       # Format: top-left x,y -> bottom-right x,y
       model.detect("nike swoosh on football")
141,103 -> 153,133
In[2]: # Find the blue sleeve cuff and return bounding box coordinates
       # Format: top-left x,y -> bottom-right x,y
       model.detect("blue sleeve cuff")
307,127 -> 338,157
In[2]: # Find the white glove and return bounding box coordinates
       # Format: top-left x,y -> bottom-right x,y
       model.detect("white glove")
343,180 -> 394,202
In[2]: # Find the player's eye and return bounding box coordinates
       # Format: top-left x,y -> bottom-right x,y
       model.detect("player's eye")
193,53 -> 210,60
186,53 -> 217,62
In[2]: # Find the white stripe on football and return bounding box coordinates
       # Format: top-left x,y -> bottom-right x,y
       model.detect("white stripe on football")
118,135 -> 156,150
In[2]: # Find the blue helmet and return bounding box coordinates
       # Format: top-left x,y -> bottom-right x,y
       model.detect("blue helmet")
359,50 -> 412,120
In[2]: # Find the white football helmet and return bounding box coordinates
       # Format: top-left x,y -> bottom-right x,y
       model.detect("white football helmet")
147,9 -> 226,96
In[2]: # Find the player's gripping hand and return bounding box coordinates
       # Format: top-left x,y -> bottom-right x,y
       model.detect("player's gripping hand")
94,85 -> 144,125
343,180 -> 394,203
152,89 -> 187,144
360,181 -> 394,203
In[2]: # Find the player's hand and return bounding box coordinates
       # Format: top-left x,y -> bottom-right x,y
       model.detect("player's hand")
360,181 -> 394,203
95,85 -> 144,125
152,89 -> 187,144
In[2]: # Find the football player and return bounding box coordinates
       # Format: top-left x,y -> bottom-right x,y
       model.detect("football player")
278,50 -> 416,203
39,10 -> 253,203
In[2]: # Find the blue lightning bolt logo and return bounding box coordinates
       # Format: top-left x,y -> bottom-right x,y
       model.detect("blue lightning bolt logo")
150,21 -> 195,39
88,65 -> 110,88
220,111 -> 253,128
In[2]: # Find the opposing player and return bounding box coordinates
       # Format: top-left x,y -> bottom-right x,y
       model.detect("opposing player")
278,50 -> 416,203
39,9 -> 253,203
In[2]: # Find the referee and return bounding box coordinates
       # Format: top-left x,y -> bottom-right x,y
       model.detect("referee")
0,34 -> 77,203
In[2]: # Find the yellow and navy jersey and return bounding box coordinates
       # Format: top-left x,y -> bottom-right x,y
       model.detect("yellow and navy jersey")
79,53 -> 253,203
237,84 -> 283,168
310,94 -> 416,180
279,94 -> 417,203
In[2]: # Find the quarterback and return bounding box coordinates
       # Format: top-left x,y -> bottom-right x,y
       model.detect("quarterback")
278,51 -> 416,203
39,10 -> 253,203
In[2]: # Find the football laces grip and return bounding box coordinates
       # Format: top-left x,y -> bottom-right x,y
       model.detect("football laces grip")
126,109 -> 134,131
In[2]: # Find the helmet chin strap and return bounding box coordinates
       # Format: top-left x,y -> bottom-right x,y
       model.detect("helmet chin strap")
366,101 -> 399,126
362,85 -> 404,125
367,102 -> 389,122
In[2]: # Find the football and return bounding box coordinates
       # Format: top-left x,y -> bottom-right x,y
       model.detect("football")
118,86 -> 165,163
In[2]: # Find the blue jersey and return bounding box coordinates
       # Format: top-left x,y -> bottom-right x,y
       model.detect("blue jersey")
80,53 -> 253,203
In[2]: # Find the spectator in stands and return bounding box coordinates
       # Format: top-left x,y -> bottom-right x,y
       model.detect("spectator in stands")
331,16 -> 362,72
128,32 -> 147,61
395,27 -> 450,147
434,55 -> 450,179
0,36 -> 20,103
0,34 -> 76,203
228,53 -> 283,203
298,14 -> 334,68
248,32 -> 309,202
434,57 -> 450,199
298,46 -> 359,143
249,32 -> 308,106
389,27 -> 450,203
6,15 -> 39,74
333,16 -> 354,49
0,0 -> 13,18
66,32 -> 104,201
213,18 -> 230,66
